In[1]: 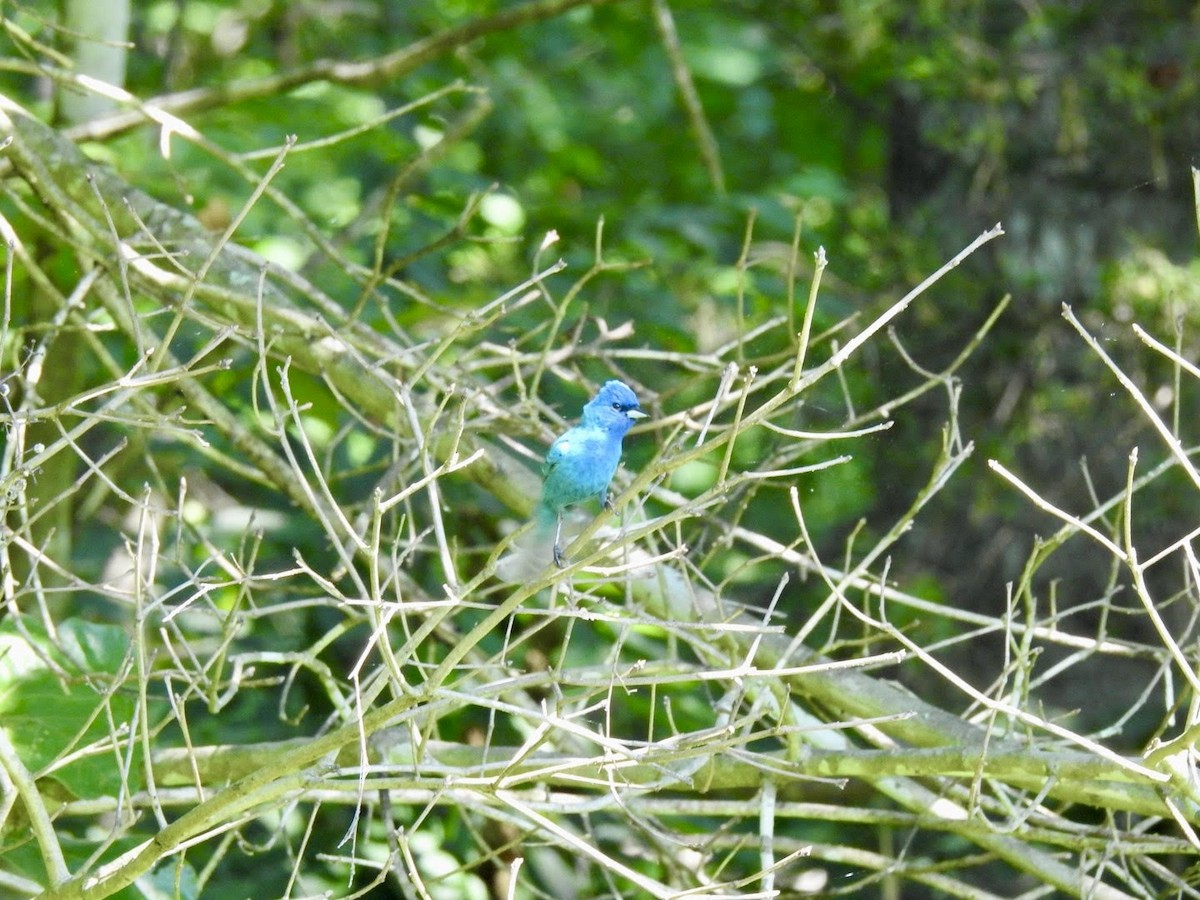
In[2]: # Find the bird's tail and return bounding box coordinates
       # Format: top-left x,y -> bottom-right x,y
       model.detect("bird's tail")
533,502 -> 557,535
495,504 -> 558,583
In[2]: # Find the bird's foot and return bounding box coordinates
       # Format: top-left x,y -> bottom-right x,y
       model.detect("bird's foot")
603,493 -> 615,513
553,543 -> 567,568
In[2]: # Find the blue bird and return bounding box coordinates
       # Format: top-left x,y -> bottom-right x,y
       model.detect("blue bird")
537,380 -> 646,567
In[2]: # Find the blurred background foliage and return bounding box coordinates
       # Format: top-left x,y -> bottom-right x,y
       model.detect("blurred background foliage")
10,0 -> 1198,733
98,0 -> 1198,709
3,0 -> 1200,894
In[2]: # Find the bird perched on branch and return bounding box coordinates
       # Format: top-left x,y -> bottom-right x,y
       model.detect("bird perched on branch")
495,379 -> 646,582
537,379 -> 646,567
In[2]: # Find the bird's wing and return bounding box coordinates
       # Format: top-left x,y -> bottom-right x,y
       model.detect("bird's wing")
542,433 -> 572,476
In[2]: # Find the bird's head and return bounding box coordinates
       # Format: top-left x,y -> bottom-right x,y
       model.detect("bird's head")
582,380 -> 647,436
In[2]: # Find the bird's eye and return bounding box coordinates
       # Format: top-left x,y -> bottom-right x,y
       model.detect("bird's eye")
612,402 -> 622,410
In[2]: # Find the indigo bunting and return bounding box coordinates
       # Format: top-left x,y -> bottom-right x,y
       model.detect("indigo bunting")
538,380 -> 646,567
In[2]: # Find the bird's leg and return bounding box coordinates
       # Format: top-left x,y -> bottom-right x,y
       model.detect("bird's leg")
603,492 -> 615,513
552,512 -> 566,568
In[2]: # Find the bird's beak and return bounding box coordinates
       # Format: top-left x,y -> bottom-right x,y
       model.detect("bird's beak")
627,409 -> 648,420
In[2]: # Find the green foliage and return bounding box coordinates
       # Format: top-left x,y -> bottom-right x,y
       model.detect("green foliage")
0,618 -> 139,799
1,0 -> 1199,897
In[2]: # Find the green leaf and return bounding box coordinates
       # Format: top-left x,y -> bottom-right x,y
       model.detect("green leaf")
0,617 -> 137,800
137,859 -> 201,900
